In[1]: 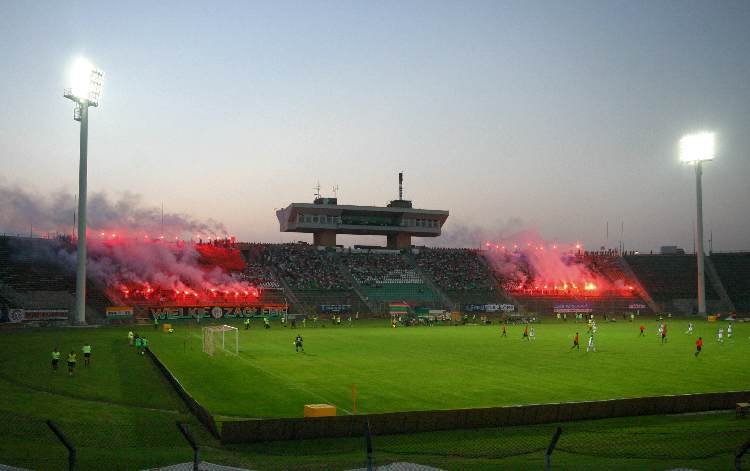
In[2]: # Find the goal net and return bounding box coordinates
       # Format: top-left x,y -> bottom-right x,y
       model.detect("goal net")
202,325 -> 239,356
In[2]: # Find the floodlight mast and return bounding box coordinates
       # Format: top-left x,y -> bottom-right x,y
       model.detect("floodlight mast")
679,132 -> 714,317
63,59 -> 103,325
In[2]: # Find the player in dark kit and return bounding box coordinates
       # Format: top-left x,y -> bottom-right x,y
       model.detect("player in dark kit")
695,337 -> 703,357
294,334 -> 304,353
501,324 -> 507,337
571,332 -> 580,351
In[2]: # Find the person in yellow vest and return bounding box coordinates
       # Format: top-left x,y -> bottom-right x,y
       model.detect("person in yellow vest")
51,347 -> 61,372
67,350 -> 77,376
128,330 -> 134,346
82,343 -> 92,367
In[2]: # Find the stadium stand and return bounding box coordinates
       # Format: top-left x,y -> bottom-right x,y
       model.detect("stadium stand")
266,243 -> 351,290
415,248 -> 504,305
195,243 -> 246,271
0,236 -> 113,321
3,233 -> 750,319
624,254 -> 721,313
263,243 -> 368,313
238,243 -> 285,304
709,253 -> 750,313
340,250 -> 439,308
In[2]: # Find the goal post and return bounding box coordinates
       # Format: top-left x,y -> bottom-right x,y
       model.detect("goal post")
202,325 -> 239,356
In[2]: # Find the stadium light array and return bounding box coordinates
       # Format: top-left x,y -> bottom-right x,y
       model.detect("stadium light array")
680,131 -> 715,316
64,57 -> 104,325
679,132 -> 715,163
67,58 -> 104,106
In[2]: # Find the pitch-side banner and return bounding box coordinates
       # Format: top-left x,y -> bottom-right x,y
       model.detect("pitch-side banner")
464,304 -> 515,313
106,307 -> 134,318
628,303 -> 647,310
554,303 -> 593,313
6,309 -> 69,322
320,304 -> 352,313
150,305 -> 287,320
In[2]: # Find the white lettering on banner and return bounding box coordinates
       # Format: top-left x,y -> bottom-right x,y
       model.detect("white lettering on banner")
21,309 -> 68,321
8,309 -> 24,323
106,307 -> 133,318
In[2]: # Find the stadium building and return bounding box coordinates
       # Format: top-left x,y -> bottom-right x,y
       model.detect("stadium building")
276,173 -> 449,249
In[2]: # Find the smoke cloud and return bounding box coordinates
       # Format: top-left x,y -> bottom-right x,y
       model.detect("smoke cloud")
2,184 -> 253,301
0,182 -> 227,239
482,229 -> 612,292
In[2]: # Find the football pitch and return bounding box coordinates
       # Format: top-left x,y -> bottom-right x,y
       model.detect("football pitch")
149,318 -> 750,420
0,319 -> 749,470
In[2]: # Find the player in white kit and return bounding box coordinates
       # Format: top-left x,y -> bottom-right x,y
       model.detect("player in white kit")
685,322 -> 693,335
586,334 -> 596,352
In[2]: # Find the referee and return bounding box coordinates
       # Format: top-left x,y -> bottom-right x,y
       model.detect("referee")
67,350 -> 77,376
51,347 -> 61,372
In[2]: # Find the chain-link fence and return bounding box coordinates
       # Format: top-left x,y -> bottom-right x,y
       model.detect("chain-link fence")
0,410 -> 200,471
2,412 -> 750,471
553,426 -> 750,471
0,411 -> 68,471
213,418 -> 750,471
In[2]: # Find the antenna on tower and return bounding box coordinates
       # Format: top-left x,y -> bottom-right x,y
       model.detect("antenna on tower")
398,172 -> 404,200
332,184 -> 339,199
313,181 -> 321,199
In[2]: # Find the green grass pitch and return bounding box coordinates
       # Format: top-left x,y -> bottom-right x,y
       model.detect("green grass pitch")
149,318 -> 750,419
0,319 -> 749,470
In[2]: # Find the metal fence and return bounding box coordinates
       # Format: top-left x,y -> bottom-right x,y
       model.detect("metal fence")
0,410 -> 197,471
216,418 -> 750,471
2,414 -> 750,471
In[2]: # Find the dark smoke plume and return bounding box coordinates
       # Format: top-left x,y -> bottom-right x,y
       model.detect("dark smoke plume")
0,182 -> 227,238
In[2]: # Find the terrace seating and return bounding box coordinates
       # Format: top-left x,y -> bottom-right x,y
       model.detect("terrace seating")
709,253 -> 750,313
265,243 -> 351,290
624,254 -> 719,304
0,236 -> 113,318
415,248 -> 496,290
195,244 -> 247,272
338,251 -> 442,307
361,283 -> 437,305
0,237 -> 76,293
340,252 -> 421,286
414,248 -> 501,305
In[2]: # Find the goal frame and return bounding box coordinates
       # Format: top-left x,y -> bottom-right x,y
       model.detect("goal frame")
202,324 -> 239,356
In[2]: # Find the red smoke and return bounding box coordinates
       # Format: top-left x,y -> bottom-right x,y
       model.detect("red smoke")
82,232 -> 257,306
483,230 -> 633,297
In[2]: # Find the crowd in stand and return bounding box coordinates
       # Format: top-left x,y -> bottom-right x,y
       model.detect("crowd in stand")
265,243 -> 351,290
240,262 -> 281,289
583,252 -> 633,290
415,248 -> 496,291
340,252 -> 421,287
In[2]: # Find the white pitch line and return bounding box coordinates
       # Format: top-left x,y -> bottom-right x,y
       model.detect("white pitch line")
188,333 -> 352,415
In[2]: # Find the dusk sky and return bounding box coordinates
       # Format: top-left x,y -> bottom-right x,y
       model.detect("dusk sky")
1,1 -> 748,251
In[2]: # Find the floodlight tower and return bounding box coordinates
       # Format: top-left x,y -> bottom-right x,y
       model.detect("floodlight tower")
64,58 -> 104,325
679,132 -> 715,316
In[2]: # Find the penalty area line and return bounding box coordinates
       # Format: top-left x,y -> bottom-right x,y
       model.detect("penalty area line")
188,333 -> 353,415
